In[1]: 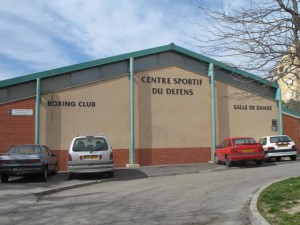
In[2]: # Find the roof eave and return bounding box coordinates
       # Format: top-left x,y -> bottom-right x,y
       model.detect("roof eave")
0,43 -> 278,89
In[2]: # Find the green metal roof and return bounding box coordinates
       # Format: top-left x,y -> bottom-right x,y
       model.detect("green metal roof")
283,107 -> 300,119
0,43 -> 278,89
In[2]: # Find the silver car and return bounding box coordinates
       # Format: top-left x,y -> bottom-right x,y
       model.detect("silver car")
67,135 -> 114,179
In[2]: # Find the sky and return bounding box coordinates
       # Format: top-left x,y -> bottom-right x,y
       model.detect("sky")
0,0 -> 245,81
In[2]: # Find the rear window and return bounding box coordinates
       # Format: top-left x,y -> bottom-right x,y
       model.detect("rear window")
233,138 -> 256,145
72,137 -> 108,152
270,136 -> 292,143
7,145 -> 41,154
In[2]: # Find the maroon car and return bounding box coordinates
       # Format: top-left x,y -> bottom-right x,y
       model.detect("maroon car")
215,137 -> 264,167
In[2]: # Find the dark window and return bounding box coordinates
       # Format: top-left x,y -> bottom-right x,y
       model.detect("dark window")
233,138 -> 256,145
73,137 -> 108,152
270,135 -> 292,143
272,119 -> 278,131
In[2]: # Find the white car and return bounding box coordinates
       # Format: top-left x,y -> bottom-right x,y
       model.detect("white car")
258,135 -> 298,161
67,135 -> 114,179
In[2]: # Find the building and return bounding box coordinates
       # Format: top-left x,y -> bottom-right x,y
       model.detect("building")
283,107 -> 300,150
0,44 -> 282,171
272,44 -> 300,102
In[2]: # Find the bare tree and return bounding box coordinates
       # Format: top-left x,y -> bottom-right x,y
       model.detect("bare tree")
189,0 -> 300,98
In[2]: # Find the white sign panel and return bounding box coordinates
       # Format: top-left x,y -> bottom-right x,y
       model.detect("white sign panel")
8,109 -> 33,116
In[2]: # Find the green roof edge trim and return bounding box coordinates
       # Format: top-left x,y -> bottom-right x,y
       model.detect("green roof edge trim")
282,106 -> 300,119
0,43 -> 278,89
172,45 -> 278,88
0,44 -> 171,88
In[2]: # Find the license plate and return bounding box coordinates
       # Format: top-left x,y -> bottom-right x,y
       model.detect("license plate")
242,149 -> 253,153
84,155 -> 98,159
278,144 -> 288,148
12,168 -> 24,171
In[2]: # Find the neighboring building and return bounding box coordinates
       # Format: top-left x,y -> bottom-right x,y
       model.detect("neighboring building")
273,45 -> 300,102
0,44 -> 282,171
283,107 -> 300,150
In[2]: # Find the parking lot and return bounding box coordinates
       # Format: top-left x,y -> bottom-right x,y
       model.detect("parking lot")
1,159 -> 299,225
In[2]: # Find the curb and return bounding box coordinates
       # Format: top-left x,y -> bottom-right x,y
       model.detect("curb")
0,179 -> 104,214
249,176 -> 298,225
249,184 -> 270,225
34,179 -> 104,196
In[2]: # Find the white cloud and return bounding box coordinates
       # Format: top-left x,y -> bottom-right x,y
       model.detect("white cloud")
0,0 -> 253,81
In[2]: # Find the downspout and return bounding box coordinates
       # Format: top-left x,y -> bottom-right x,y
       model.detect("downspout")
208,63 -> 216,161
276,87 -> 283,135
129,57 -> 135,165
35,78 -> 41,144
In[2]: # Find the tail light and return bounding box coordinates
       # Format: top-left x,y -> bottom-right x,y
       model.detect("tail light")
79,155 -> 83,160
68,154 -> 72,161
292,145 -> 296,149
110,152 -> 113,160
0,160 -> 9,165
99,155 -> 102,160
267,147 -> 275,151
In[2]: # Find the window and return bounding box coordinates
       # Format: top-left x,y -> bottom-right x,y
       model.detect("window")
73,137 -> 108,152
260,138 -> 267,145
270,135 -> 292,143
272,119 -> 278,131
233,138 -> 256,145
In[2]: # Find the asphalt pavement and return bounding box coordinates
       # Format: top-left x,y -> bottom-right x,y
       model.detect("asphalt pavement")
0,162 -> 274,224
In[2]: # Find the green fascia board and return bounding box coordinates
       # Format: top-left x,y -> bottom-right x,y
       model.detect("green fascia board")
282,106 -> 300,119
0,44 -> 172,88
172,45 -> 278,88
0,43 -> 278,89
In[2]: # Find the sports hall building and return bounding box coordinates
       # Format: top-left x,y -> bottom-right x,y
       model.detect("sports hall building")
0,44 -> 288,171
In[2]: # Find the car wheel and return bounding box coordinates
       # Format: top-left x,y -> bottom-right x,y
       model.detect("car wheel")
214,154 -> 220,164
290,155 -> 297,161
225,156 -> 232,167
275,157 -> 281,162
68,173 -> 73,180
255,160 -> 262,166
1,174 -> 9,182
107,171 -> 114,178
265,158 -> 272,162
41,167 -> 48,181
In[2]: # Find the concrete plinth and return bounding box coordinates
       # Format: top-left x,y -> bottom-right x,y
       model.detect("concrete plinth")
126,164 -> 141,168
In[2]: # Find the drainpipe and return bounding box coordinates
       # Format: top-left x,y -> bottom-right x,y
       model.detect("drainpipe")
35,78 -> 41,144
276,87 -> 283,135
129,57 -> 135,165
208,63 -> 216,161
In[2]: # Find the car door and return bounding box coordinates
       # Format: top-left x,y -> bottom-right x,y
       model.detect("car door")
217,139 -> 228,161
223,139 -> 232,157
42,146 -> 56,171
258,138 -> 267,151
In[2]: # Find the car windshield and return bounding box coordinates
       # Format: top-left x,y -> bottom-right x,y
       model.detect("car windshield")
6,145 -> 41,154
73,137 -> 108,152
233,138 -> 256,145
270,136 -> 292,143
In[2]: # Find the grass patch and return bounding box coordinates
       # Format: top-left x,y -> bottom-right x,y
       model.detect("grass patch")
257,177 -> 300,225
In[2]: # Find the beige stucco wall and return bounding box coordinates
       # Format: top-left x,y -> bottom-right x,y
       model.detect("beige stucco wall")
39,64 -> 280,151
40,66 -> 212,150
135,66 -> 212,148
40,76 -> 130,150
215,81 -> 280,144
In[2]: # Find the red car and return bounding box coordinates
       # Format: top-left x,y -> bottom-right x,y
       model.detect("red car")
214,137 -> 264,167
